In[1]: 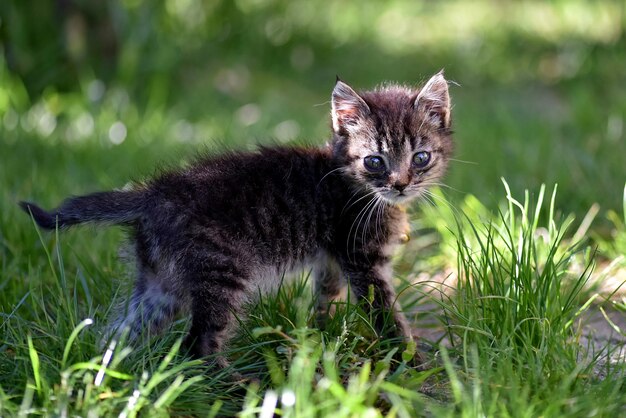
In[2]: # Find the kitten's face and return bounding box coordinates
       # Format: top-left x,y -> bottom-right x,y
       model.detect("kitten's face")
330,72 -> 453,205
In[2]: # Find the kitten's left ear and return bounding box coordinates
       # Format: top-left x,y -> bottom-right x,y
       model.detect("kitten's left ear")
415,71 -> 451,129
331,79 -> 370,133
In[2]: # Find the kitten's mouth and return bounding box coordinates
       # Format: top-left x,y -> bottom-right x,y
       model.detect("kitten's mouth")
379,190 -> 416,205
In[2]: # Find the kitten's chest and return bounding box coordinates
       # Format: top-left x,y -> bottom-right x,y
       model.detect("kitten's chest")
331,197 -> 410,255
381,205 -> 410,255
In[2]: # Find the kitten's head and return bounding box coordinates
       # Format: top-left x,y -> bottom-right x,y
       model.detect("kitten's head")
330,71 -> 453,205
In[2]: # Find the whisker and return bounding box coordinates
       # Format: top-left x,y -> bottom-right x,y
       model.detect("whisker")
348,196 -> 379,261
341,189 -> 377,215
420,182 -> 465,194
421,189 -> 460,214
316,166 -> 345,187
421,191 -> 452,212
313,100 -> 332,107
362,195 -> 381,250
362,196 -> 384,261
375,196 -> 385,244
346,196 -> 374,255
420,194 -> 437,208
448,158 -> 478,165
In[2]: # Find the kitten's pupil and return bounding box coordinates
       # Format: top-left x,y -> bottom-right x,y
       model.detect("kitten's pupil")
364,155 -> 385,172
412,151 -> 430,168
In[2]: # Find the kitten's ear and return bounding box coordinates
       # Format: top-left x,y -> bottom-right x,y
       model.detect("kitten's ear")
331,79 -> 370,133
414,71 -> 451,129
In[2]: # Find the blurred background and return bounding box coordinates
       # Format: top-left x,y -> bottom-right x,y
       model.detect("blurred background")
1,0 -> 625,222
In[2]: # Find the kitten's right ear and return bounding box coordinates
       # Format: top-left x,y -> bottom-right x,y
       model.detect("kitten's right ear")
331,80 -> 370,133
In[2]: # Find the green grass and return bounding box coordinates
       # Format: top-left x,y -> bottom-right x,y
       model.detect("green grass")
3,131 -> 626,415
3,171 -> 625,416
2,1 -> 626,416
433,183 -> 620,415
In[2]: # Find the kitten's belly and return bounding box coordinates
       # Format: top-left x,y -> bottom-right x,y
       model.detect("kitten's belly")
246,254 -> 320,299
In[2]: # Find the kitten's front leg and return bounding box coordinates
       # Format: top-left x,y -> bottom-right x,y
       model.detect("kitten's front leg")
313,254 -> 344,323
341,260 -> 412,341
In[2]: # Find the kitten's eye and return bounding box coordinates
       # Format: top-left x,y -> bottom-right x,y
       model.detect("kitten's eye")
412,151 -> 431,168
363,155 -> 386,172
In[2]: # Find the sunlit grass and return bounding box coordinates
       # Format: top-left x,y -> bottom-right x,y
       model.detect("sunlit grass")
3,171 -> 626,415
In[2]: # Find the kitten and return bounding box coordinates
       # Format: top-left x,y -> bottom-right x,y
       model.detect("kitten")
20,72 -> 453,366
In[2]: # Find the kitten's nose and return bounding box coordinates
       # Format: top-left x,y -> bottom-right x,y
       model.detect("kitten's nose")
393,182 -> 408,192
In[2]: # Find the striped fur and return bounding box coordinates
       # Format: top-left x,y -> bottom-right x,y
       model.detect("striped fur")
20,72 -> 453,366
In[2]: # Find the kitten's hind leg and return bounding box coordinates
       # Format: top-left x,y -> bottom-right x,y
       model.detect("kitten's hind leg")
105,268 -> 182,344
184,288 -> 241,370
179,252 -> 249,370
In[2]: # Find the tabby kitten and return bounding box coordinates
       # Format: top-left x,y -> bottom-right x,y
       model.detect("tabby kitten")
20,72 -> 453,366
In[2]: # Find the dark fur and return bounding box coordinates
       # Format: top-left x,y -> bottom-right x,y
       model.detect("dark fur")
20,73 -> 453,365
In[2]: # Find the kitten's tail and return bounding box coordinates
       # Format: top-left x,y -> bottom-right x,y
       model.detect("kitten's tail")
20,189 -> 147,230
